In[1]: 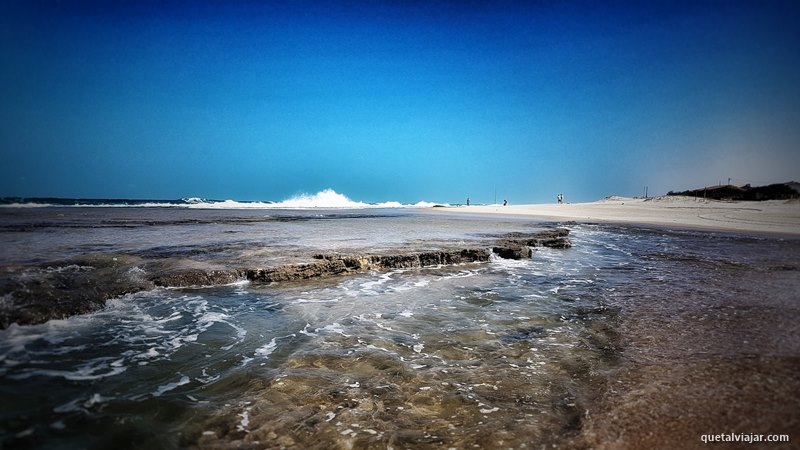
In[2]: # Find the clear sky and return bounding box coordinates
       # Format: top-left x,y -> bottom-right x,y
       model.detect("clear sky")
1,0 -> 798,204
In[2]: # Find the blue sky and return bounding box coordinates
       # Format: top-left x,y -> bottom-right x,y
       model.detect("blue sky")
1,0 -> 798,203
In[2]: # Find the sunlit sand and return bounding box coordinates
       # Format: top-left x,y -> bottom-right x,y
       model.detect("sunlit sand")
435,196 -> 800,235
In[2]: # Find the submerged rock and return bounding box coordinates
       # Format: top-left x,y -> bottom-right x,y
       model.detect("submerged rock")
492,245 -> 532,260
0,254 -> 153,328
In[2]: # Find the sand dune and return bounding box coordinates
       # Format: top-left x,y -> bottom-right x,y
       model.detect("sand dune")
435,196 -> 800,235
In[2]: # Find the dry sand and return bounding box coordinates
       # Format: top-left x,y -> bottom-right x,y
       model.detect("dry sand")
434,196 -> 800,236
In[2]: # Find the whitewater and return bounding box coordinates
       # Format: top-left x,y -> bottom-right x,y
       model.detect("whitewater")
0,189 -> 446,209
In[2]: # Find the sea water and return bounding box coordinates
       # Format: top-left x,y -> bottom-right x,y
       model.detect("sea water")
1,207 -> 798,449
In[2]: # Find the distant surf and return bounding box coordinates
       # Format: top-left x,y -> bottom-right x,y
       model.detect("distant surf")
0,189 -> 447,209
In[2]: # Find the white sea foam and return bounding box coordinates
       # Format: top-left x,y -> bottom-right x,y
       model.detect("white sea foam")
0,189 -> 447,209
317,323 -> 350,336
359,272 -> 393,292
153,375 -> 190,397
52,393 -> 114,414
254,338 -> 277,357
237,407 -> 252,432
0,202 -> 56,208
293,298 -> 340,304
269,189 -> 369,208
185,199 -> 276,209
10,365 -> 127,381
229,189 -> 445,209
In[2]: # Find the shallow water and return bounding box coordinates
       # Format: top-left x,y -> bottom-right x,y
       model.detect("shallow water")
1,209 -> 798,449
0,208 -> 531,265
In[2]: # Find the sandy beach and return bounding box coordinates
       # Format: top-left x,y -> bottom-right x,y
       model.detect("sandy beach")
434,196 -> 800,236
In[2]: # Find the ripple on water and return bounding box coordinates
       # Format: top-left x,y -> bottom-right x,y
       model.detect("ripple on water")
185,257 -> 621,449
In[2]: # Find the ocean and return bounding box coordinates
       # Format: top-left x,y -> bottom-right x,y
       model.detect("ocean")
1,204 -> 798,449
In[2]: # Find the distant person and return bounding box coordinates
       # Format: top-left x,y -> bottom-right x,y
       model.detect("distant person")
466,197 -> 470,206
557,194 -> 563,204
503,199 -> 507,206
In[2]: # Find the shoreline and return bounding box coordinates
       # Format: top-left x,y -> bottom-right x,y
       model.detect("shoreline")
426,196 -> 800,237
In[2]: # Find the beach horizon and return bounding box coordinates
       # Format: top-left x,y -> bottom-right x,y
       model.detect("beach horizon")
430,195 -> 800,236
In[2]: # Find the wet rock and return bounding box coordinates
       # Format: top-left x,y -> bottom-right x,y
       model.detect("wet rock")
313,248 -> 493,272
492,245 -> 531,260
501,228 -> 572,249
490,228 -> 571,259
247,248 -> 493,284
0,228 -> 571,327
247,259 -> 349,282
0,254 -> 153,328
498,326 -> 547,343
373,248 -> 492,268
151,268 -> 245,287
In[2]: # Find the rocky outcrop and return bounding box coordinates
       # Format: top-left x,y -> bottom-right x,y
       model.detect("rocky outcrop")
244,230 -> 569,284
247,259 -> 350,283
0,229 -> 571,327
491,228 -> 572,260
245,249 -> 492,282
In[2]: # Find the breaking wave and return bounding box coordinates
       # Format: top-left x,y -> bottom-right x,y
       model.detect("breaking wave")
253,189 -> 442,209
0,189 -> 448,210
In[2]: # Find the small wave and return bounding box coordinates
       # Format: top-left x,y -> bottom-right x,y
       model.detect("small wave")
185,199 -> 276,209
53,393 -> 115,413
9,365 -> 127,381
181,197 -> 207,204
0,202 -> 56,208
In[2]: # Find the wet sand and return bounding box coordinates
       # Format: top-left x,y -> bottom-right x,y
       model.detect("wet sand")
568,256 -> 800,449
434,196 -> 800,236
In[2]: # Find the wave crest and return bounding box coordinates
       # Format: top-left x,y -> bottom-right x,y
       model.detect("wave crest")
187,189 -> 445,209
274,189 -> 369,208
1,190 -> 449,209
